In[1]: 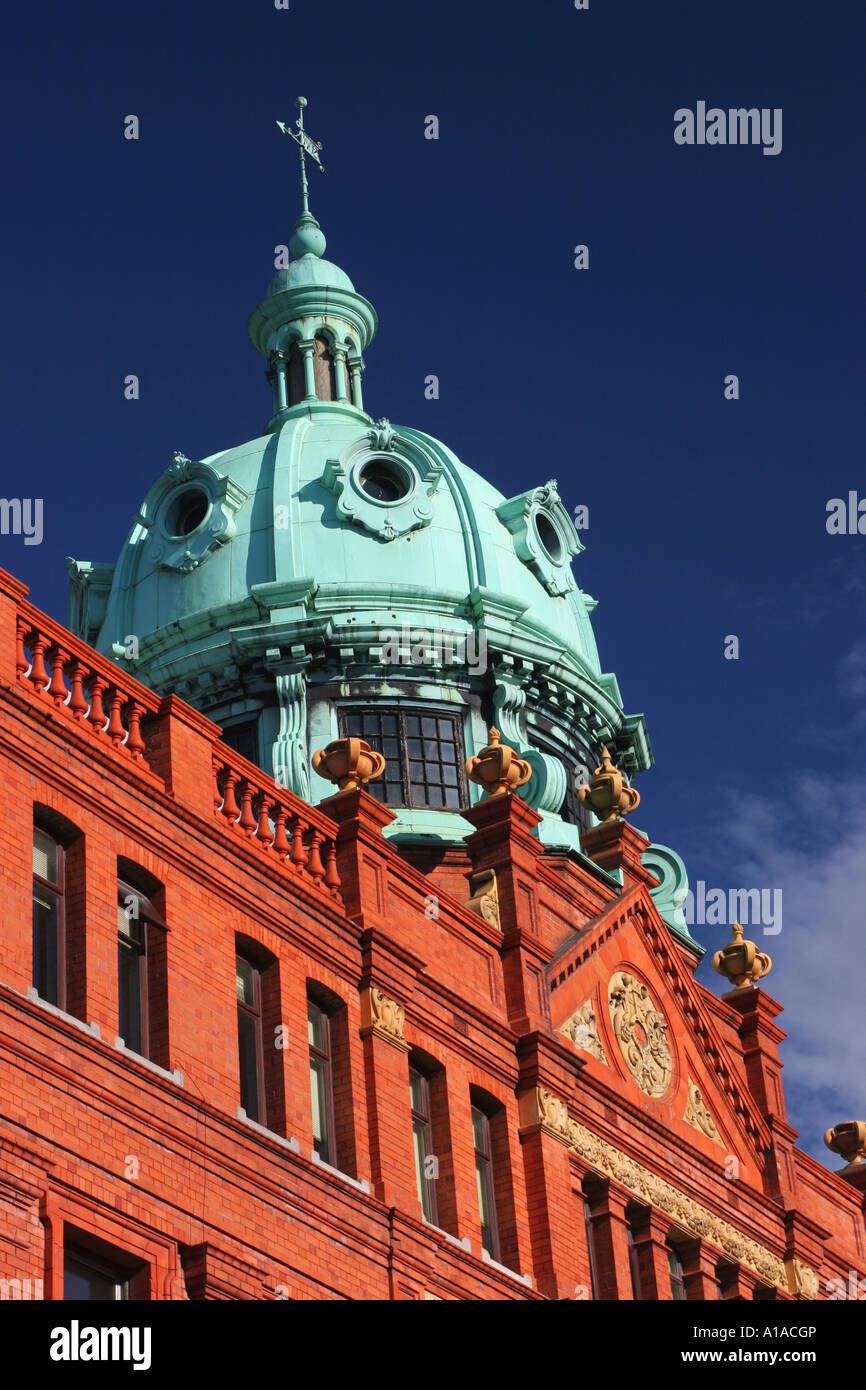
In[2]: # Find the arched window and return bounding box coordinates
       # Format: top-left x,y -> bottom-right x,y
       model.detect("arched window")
313,334 -> 336,400
307,982 -> 357,1176
117,871 -> 167,1063
308,997 -> 336,1165
287,340 -> 306,405
236,938 -> 285,1134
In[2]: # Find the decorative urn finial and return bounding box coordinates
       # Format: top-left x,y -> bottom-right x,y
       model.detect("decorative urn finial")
312,736 -> 386,792
577,746 -> 640,823
712,922 -> 772,990
464,727 -> 532,798
824,1121 -> 866,1173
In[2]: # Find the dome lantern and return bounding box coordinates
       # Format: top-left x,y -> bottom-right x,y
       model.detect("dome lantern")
248,97 -> 378,432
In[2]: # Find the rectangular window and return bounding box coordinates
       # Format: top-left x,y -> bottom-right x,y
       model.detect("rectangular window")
117,904 -> 147,1056
236,954 -> 264,1124
667,1245 -> 686,1301
472,1105 -> 500,1262
33,829 -> 64,1006
627,1225 -> 643,1300
340,709 -> 466,810
410,1069 -> 438,1225
308,1000 -> 336,1166
583,1199 -> 599,1299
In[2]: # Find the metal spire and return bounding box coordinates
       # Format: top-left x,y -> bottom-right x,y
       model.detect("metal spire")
276,95 -> 326,214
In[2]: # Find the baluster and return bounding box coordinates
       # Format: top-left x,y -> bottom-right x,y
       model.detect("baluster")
238,780 -> 257,835
68,660 -> 88,718
15,619 -> 29,682
86,674 -> 107,733
324,840 -> 341,892
307,829 -> 325,880
213,762 -> 225,814
46,646 -> 68,704
27,631 -> 49,692
290,816 -> 308,868
273,805 -> 290,858
125,701 -> 147,759
256,795 -> 274,848
106,689 -> 126,744
222,770 -> 240,821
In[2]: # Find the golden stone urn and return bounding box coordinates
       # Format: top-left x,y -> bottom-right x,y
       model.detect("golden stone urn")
712,922 -> 772,990
577,746 -> 640,823
824,1121 -> 866,1172
464,727 -> 532,798
312,736 -> 386,792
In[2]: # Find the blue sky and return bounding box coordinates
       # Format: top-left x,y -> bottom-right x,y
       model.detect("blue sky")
1,0 -> 863,1162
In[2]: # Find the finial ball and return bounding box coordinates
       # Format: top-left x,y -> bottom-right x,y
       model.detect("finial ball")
296,95 -> 307,109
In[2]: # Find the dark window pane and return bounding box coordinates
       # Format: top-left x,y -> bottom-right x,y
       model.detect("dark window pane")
33,892 -> 59,1003
64,1253 -> 128,1302
444,786 -> 461,808
407,738 -> 423,759
422,717 -> 437,738
237,1009 -> 260,1122
405,715 -> 420,735
383,738 -> 399,758
437,718 -> 452,737
118,941 -> 143,1054
441,743 -> 456,763
381,715 -> 397,734
427,786 -> 444,807
443,764 -> 457,785
221,718 -> 259,766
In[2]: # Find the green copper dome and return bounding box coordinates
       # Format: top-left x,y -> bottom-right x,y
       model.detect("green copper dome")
67,127 -> 677,922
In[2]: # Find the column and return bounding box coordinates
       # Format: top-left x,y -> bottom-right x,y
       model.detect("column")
300,340 -> 317,401
629,1207 -> 675,1299
680,1236 -> 722,1300
333,348 -> 348,402
517,1103 -> 583,1297
348,357 -> 364,411
359,986 -> 417,1211
272,351 -> 288,411
584,1178 -> 637,1300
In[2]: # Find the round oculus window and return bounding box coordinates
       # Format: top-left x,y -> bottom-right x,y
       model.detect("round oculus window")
535,512 -> 563,563
166,488 -> 210,538
358,459 -> 411,504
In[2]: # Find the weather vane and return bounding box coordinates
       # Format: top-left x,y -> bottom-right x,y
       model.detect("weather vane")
276,96 -> 326,213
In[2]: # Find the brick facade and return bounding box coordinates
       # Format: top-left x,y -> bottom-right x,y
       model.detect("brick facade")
1,566 -> 864,1301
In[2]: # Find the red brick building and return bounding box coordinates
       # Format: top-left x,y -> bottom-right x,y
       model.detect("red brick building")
1,566 -> 864,1303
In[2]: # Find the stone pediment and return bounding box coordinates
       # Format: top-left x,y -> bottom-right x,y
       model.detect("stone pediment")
548,886 -> 772,1168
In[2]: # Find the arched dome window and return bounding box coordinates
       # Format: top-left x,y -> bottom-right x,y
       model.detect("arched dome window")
287,341 -> 305,405
313,334 -> 336,400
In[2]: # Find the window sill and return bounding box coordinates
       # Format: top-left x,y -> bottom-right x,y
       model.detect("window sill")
421,1218 -> 471,1254
113,1036 -> 183,1087
309,1150 -> 371,1194
237,1109 -> 300,1153
480,1249 -> 532,1287
26,988 -> 102,1040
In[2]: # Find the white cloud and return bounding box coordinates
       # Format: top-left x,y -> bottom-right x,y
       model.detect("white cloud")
696,783 -> 866,1167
